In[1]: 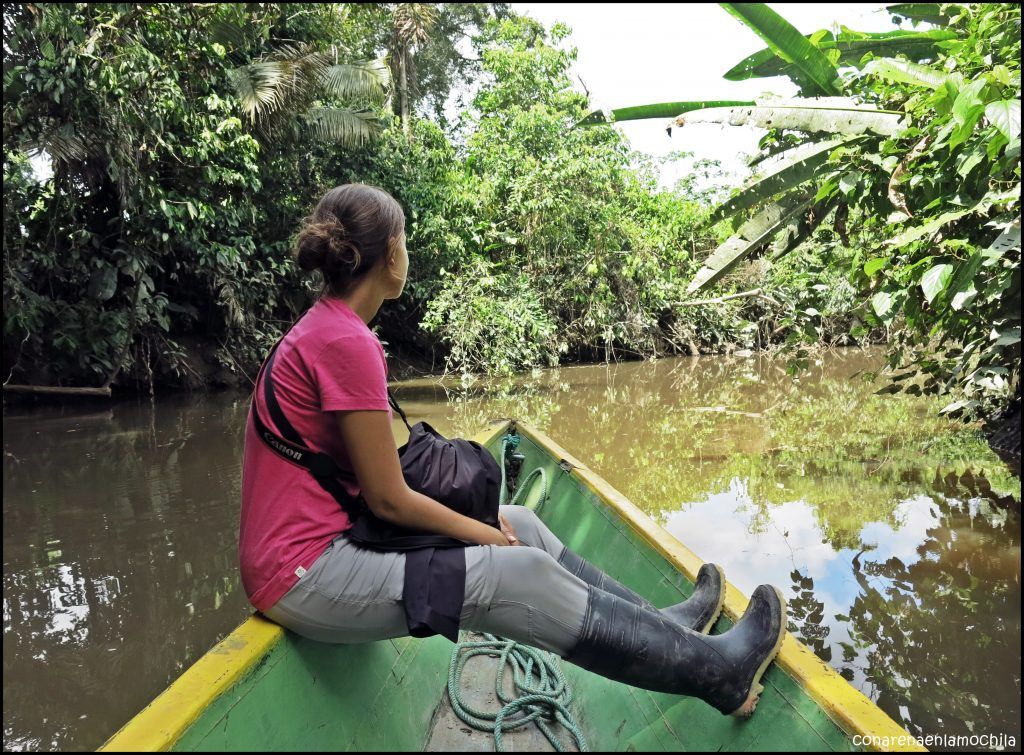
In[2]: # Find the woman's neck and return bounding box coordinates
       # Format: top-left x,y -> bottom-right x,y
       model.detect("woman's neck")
338,281 -> 384,326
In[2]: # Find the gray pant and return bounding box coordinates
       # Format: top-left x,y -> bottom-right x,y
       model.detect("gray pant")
261,505 -> 590,656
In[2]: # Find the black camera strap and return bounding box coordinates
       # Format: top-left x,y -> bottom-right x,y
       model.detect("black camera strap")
251,335 -> 370,521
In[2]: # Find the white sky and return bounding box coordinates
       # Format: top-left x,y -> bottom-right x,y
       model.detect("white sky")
509,3 -> 910,190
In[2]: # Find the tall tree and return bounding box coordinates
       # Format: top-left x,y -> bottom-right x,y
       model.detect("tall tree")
389,3 -> 439,138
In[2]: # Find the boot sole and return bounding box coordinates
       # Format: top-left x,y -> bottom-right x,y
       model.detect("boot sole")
698,564 -> 728,634
728,585 -> 788,719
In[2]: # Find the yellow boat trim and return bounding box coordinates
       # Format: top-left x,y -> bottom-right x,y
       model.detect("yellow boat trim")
514,419 -> 927,753
98,615 -> 283,751
98,419 -> 512,752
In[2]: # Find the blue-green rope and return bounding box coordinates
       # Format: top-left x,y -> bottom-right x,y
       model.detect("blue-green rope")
447,633 -> 588,752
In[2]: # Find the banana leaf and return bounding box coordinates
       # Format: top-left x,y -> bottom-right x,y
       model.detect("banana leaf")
725,29 -> 956,82
687,194 -> 813,293
886,4 -> 966,26
674,101 -> 905,137
710,139 -> 844,224
576,101 -> 753,127
769,199 -> 838,260
861,58 -> 952,90
720,3 -> 842,96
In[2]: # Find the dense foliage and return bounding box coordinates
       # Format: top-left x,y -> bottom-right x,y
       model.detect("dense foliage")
600,2 -> 1020,421
5,3 -> 853,390
840,4 -> 1021,421
3,3 -> 389,390
4,2 -> 1017,434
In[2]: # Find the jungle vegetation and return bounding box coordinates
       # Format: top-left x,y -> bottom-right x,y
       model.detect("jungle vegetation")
3,3 -> 1020,434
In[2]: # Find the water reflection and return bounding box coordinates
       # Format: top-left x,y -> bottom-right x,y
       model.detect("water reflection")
2,347 -> 1020,751
3,397 -> 252,751
402,348 -> 1020,748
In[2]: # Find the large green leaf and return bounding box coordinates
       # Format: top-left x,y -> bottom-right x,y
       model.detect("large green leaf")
575,101 -> 753,127
884,207 -> 974,247
720,3 -> 842,96
872,290 -> 896,318
674,100 -> 905,137
942,249 -> 985,310
687,194 -> 813,293
950,78 -> 990,149
725,29 -> 956,82
861,57 -> 952,90
710,139 -> 844,224
920,263 -> 953,304
985,100 -> 1022,142
885,4 -> 966,26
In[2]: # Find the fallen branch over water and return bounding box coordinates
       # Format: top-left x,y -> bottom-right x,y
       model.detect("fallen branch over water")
677,288 -> 781,307
3,384 -> 112,398
682,406 -> 764,418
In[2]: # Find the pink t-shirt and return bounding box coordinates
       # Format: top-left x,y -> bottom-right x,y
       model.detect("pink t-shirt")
239,296 -> 393,612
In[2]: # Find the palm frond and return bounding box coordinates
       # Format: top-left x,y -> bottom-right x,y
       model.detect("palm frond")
319,58 -> 391,104
228,61 -> 296,120
303,107 -> 382,147
393,3 -> 439,47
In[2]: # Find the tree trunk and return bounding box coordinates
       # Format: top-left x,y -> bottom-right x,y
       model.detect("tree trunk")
3,384 -> 112,397
400,46 -> 411,138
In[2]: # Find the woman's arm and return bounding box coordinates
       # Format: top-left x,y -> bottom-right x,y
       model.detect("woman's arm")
335,410 -> 513,547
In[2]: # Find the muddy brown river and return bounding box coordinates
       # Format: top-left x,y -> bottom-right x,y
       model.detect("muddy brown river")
3,346 -> 1020,751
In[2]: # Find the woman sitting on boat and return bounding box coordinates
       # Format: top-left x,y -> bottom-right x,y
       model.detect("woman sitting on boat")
239,184 -> 788,719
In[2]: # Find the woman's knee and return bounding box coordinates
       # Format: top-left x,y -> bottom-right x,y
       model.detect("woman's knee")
499,505 -> 563,554
462,545 -> 589,655
491,546 -> 584,606
498,504 -> 536,528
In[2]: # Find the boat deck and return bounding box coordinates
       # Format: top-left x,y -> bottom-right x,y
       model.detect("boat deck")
425,632 -> 582,752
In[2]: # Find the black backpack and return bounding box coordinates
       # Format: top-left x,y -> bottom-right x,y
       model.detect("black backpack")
251,323 -> 502,551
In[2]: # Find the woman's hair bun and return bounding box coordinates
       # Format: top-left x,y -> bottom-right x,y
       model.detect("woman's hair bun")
292,184 -> 405,297
293,214 -> 362,275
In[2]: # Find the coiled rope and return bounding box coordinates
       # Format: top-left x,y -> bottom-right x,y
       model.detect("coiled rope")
446,432 -> 585,751
447,633 -> 588,752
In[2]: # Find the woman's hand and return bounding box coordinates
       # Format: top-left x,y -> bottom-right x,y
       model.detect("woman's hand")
498,512 -> 519,546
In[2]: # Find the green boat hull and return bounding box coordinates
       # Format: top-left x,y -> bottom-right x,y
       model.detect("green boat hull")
100,419 -> 923,752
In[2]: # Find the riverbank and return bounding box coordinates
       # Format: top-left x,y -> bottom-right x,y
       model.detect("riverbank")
4,338 -> 1020,479
986,397 -> 1022,475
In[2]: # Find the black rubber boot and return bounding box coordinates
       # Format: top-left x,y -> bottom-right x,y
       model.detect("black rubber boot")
661,563 -> 727,634
562,583 -> 787,717
556,546 -> 726,633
